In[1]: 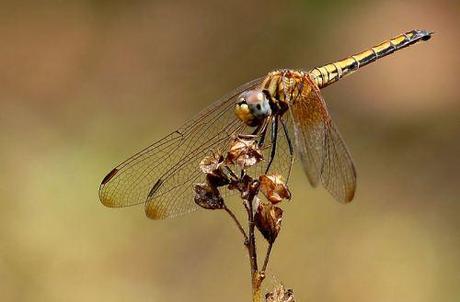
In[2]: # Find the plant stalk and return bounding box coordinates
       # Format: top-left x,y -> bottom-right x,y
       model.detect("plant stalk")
224,205 -> 248,242
246,180 -> 262,302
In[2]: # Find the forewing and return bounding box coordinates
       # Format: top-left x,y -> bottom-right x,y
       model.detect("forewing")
290,76 -> 356,203
99,77 -> 264,219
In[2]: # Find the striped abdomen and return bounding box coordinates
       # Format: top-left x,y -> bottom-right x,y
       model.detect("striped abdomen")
309,29 -> 432,88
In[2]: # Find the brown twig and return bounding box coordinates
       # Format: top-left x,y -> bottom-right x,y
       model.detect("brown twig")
246,180 -> 263,302
196,137 -> 289,301
223,204 -> 248,243
261,241 -> 273,274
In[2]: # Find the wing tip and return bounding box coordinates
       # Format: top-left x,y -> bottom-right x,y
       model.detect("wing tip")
345,163 -> 358,203
99,195 -> 119,208
101,168 -> 119,186
145,203 -> 166,220
99,168 -> 120,207
340,171 -> 357,204
343,186 -> 356,203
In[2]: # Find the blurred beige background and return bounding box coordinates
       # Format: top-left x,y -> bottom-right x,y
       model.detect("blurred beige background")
1,0 -> 459,301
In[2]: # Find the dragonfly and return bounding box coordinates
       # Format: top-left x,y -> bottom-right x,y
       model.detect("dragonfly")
99,29 -> 432,219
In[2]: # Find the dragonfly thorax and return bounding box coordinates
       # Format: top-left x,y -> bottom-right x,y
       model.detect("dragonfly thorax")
235,90 -> 272,127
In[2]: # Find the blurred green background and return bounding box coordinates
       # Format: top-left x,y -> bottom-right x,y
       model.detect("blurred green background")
1,0 -> 459,301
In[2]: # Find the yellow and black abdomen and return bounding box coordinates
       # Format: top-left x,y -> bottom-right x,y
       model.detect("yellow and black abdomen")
309,29 -> 432,88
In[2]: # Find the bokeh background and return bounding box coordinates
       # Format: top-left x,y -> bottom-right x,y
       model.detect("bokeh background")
1,0 -> 459,301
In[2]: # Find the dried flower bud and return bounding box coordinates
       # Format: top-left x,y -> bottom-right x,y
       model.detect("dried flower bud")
199,153 -> 224,174
255,203 -> 283,243
205,172 -> 229,188
226,136 -> 263,169
259,175 -> 291,204
199,153 -> 230,187
194,183 -> 224,210
265,284 -> 295,302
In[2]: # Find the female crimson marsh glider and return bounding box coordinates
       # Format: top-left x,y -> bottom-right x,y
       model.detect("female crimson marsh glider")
99,29 -> 432,219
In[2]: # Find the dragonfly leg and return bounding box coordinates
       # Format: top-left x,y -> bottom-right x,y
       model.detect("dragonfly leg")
280,118 -> 294,182
251,121 -> 265,135
265,115 -> 279,174
257,118 -> 270,148
238,120 -> 268,141
280,118 -> 293,156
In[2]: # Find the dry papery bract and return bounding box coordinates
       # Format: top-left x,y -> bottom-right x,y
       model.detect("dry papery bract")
193,183 -> 224,210
265,283 -> 295,302
255,203 -> 283,244
199,152 -> 225,174
226,135 -> 264,169
259,174 -> 291,204
194,153 -> 229,210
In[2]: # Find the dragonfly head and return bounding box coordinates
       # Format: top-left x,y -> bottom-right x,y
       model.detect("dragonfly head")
235,90 -> 272,127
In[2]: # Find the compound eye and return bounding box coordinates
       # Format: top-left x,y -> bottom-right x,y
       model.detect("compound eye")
245,91 -> 264,106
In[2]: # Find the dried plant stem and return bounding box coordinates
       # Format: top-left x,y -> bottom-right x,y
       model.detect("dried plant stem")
197,137 -> 290,301
224,205 -> 248,242
246,180 -> 263,302
261,242 -> 273,274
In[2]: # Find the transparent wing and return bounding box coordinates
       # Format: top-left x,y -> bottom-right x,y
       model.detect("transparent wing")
145,107 -> 296,219
99,77 -> 264,219
289,75 -> 356,203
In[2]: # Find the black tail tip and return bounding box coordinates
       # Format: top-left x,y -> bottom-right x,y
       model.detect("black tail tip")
415,29 -> 434,41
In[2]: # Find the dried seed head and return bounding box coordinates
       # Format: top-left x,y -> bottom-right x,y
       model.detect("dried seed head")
199,153 -> 224,174
226,136 -> 263,169
259,175 -> 291,204
255,203 -> 283,243
206,172 -> 230,188
199,153 -> 230,187
265,283 -> 295,302
193,183 -> 224,210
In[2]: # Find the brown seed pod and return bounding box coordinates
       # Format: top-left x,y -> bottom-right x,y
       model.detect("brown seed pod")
199,153 -> 230,187
226,136 -> 263,169
265,283 -> 295,302
259,175 -> 291,204
199,153 -> 224,174
254,203 -> 283,243
193,183 -> 225,210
